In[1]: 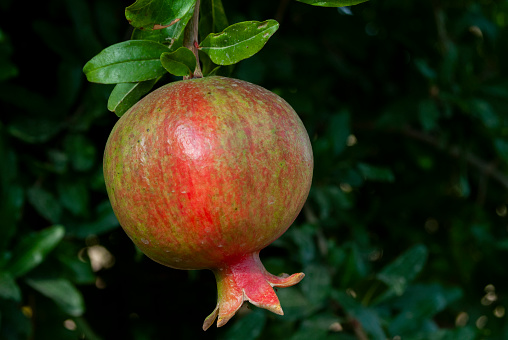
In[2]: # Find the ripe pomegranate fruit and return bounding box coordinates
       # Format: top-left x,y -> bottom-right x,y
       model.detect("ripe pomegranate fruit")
103,76 -> 313,329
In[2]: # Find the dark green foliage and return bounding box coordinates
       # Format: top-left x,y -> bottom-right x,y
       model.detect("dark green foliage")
1,0 -> 508,339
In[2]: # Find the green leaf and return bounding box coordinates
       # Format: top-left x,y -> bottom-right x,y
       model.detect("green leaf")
131,6 -> 193,47
25,278 -> 85,316
5,225 -> 65,278
64,134 -> 96,171
296,0 -> 369,7
0,300 -> 32,339
83,40 -> 169,84
199,20 -> 279,66
7,116 -> 64,144
276,287 -> 315,321
0,28 -> 18,81
222,309 -> 266,340
200,0 -> 229,36
125,0 -> 196,31
68,201 -> 119,238
160,47 -> 196,77
388,284 -> 462,336
332,290 -> 386,340
57,179 -> 89,217
418,99 -> 440,131
328,110 -> 350,156
108,79 -> 159,117
0,129 -> 23,251
27,186 -> 62,223
300,264 -> 331,305
357,163 -> 395,183
376,244 -> 428,299
0,273 -> 21,301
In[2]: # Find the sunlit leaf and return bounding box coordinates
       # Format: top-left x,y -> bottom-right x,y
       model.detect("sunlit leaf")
199,20 -> 279,65
83,40 -> 169,83
5,225 -> 65,278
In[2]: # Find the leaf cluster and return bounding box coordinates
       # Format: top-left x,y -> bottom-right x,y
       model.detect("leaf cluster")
1,0 -> 508,339
83,0 -> 280,116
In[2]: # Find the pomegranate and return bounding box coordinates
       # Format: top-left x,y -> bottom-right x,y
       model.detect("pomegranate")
103,76 -> 313,329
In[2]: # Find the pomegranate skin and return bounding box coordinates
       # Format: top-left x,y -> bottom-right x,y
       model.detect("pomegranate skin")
103,76 -> 313,328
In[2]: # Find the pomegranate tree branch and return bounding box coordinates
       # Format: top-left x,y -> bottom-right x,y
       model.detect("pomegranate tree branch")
401,126 -> 508,190
354,122 -> 508,191
184,0 -> 203,79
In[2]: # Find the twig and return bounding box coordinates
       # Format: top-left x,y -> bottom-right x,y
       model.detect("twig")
275,0 -> 291,23
348,317 -> 369,340
183,0 -> 203,79
400,126 -> 508,190
354,122 -> 508,191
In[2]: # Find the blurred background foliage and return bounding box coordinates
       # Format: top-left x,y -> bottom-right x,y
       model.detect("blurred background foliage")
1,0 -> 508,339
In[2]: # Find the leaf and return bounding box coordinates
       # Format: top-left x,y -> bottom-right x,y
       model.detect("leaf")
0,129 -> 23,251
0,300 -> 32,339
222,309 -> 266,340
376,244 -> 428,298
300,264 -> 332,305
296,0 -> 369,7
4,225 -> 65,278
27,186 -> 62,223
0,28 -> 18,81
0,273 -> 21,301
328,110 -> 350,156
108,79 -> 159,117
200,0 -> 229,36
276,287 -> 315,321
388,284 -> 462,336
83,40 -> 169,84
7,116 -> 64,144
131,6 -> 193,47
160,47 -> 196,77
199,20 -> 279,65
468,98 -> 499,129
68,201 -> 119,238
64,134 -> 96,172
25,278 -> 85,316
332,290 -> 386,340
125,0 -> 196,31
357,163 -> 395,183
57,179 -> 89,216
418,99 -> 440,131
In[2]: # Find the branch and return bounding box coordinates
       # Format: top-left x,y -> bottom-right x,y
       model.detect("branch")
400,126 -> 508,190
353,121 -> 508,191
183,0 -> 203,79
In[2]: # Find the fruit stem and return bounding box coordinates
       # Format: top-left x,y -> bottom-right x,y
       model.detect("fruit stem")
202,251 -> 304,331
184,0 -> 203,79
